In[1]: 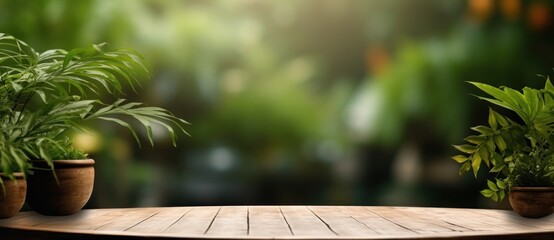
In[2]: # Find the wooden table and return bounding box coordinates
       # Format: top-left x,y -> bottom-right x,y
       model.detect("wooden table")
1,206 -> 554,239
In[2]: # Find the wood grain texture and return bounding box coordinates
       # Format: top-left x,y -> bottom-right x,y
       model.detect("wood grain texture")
248,206 -> 292,237
1,206 -> 554,239
163,206 -> 220,235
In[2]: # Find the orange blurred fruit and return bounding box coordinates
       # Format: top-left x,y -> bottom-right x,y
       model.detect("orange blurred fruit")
468,0 -> 494,22
528,1 -> 551,31
366,44 -> 390,76
500,0 -> 521,20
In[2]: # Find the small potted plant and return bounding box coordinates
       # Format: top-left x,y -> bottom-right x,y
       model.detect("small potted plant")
0,142 -> 27,219
0,33 -> 189,215
25,139 -> 95,216
0,36 -> 30,218
453,77 -> 554,218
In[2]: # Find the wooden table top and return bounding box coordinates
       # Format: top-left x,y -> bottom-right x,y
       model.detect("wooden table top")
1,206 -> 554,239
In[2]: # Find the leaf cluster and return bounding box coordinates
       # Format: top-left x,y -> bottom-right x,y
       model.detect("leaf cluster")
0,33 -> 189,185
453,77 -> 554,201
42,138 -> 88,161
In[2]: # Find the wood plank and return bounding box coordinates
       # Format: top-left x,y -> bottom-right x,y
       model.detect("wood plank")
163,206 -> 220,235
280,206 -> 336,236
205,206 -> 248,236
126,207 -> 192,233
95,208 -> 160,231
368,206 -> 457,234
393,207 -> 472,232
33,208 -> 122,230
418,207 -> 508,232
503,210 -> 554,226
309,206 -> 378,236
465,208 -> 540,231
248,206 -> 292,236
339,206 -> 415,235
5,211 -> 36,220
0,212 -> 54,227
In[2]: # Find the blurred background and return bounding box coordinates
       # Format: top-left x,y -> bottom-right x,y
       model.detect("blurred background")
3,0 -> 554,209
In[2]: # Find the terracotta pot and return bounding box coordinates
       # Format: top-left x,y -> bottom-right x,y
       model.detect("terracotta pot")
0,173 -> 26,218
509,187 -> 554,218
26,159 -> 95,216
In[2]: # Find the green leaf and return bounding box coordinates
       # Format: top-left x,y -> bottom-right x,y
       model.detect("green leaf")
469,82 -> 530,124
469,82 -> 520,112
490,164 -> 504,173
451,155 -> 468,163
35,90 -> 47,103
459,161 -> 471,175
504,156 -> 513,162
133,114 -> 154,147
478,146 -> 490,167
11,82 -> 22,92
472,153 -> 481,178
494,135 -> 507,151
8,147 -> 26,172
491,192 -> 499,202
480,189 -> 494,197
504,87 -> 531,121
487,179 -> 498,191
38,143 -> 51,162
488,108 -> 497,130
152,120 -> 178,147
523,87 -> 541,121
471,126 -> 494,135
496,179 -> 506,189
485,138 -> 496,152
545,76 -> 554,92
493,111 -> 509,127
453,144 -> 477,154
464,135 -> 485,145
498,190 -> 506,201
97,117 -> 141,147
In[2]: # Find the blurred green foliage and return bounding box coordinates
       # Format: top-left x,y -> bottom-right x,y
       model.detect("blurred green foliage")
3,0 -> 554,208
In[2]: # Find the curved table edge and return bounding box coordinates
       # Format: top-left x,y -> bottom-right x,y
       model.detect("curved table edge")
2,224 -> 554,240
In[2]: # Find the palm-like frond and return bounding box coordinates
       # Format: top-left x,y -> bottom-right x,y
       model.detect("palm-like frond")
0,33 -> 188,184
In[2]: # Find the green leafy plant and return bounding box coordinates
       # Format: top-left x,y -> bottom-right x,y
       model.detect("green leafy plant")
0,33 -> 189,185
453,76 -> 554,201
44,138 -> 88,160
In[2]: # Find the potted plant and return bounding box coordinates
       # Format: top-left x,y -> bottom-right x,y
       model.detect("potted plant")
0,140 -> 27,219
25,139 -> 95,216
453,76 -> 554,218
0,36 -> 31,218
0,172 -> 26,219
0,33 -> 189,215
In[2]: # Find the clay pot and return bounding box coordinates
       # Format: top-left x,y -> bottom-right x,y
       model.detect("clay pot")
509,187 -> 554,218
26,159 -> 95,216
0,173 -> 26,218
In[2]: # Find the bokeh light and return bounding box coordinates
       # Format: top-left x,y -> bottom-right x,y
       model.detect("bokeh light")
3,0 -> 553,209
